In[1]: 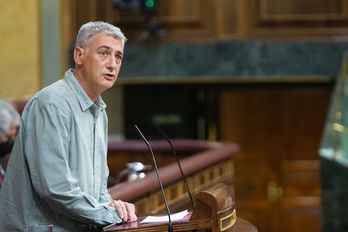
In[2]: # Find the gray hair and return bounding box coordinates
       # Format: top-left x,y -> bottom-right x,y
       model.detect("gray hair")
75,21 -> 127,49
0,100 -> 20,137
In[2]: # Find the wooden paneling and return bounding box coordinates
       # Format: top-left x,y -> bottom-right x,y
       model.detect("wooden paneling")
105,0 -> 217,41
246,0 -> 348,39
216,0 -> 244,39
66,0 -> 348,43
218,84 -> 332,232
259,0 -> 345,21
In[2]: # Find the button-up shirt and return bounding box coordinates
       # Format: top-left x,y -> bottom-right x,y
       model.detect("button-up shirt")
0,69 -> 121,231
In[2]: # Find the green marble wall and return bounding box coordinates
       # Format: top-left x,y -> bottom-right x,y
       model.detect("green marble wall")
119,41 -> 348,78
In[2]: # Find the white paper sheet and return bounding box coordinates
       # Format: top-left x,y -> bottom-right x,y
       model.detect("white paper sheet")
140,210 -> 189,224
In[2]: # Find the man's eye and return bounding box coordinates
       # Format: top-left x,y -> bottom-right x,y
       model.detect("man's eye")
100,51 -> 108,56
116,55 -> 122,60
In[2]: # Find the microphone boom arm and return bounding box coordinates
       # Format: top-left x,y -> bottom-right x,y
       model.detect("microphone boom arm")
134,125 -> 173,232
154,124 -> 195,211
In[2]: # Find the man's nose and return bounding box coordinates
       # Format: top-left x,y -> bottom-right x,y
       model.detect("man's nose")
107,56 -> 118,69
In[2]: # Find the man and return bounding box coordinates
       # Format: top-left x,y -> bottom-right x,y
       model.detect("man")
0,100 -> 20,187
0,21 -> 137,231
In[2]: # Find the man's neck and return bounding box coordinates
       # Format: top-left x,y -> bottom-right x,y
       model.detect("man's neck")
72,69 -> 100,102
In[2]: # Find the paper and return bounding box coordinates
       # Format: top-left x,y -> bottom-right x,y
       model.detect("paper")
140,210 -> 189,224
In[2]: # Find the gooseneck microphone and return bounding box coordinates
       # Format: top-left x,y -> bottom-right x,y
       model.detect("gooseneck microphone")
134,125 -> 173,232
154,124 -> 195,211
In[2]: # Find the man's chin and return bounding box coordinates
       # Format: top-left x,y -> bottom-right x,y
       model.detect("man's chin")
102,82 -> 116,91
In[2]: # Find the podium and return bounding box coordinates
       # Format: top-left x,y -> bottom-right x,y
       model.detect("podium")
103,183 -> 257,232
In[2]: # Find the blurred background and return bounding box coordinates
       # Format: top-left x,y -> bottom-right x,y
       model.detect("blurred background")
2,1 -> 348,231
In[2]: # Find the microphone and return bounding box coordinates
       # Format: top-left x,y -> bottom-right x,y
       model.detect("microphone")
134,125 -> 173,232
154,124 -> 195,211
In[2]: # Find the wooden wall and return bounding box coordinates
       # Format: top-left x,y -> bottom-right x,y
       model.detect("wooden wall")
67,0 -> 348,43
218,83 -> 333,232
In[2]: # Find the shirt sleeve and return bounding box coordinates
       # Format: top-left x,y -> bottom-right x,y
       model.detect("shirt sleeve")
25,99 -> 122,226
99,168 -> 114,204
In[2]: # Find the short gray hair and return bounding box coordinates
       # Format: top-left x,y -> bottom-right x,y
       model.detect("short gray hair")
0,100 -> 20,137
75,21 -> 127,49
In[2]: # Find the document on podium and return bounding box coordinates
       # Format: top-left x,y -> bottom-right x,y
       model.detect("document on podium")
140,210 -> 189,224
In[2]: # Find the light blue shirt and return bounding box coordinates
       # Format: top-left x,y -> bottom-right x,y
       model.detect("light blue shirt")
0,70 -> 121,231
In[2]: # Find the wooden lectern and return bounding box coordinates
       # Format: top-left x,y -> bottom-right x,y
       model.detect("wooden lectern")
103,183 -> 257,232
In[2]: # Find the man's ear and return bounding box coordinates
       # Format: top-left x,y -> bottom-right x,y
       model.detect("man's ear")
74,47 -> 84,65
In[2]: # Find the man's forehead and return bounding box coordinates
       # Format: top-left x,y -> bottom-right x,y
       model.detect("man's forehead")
92,34 -> 124,50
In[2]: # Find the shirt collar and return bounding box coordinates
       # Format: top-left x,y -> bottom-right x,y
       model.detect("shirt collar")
64,69 -> 107,112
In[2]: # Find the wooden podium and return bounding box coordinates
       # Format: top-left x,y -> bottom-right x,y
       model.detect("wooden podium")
103,183 -> 257,232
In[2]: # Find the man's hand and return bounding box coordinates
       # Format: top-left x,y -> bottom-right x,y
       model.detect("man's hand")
109,200 -> 137,222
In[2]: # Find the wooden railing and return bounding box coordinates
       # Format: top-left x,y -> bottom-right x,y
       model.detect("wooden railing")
107,140 -> 239,215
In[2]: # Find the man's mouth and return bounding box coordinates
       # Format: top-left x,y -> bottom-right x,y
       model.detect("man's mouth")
104,73 -> 115,80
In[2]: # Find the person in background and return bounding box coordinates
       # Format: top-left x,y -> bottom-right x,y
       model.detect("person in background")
0,21 -> 137,231
0,100 -> 20,187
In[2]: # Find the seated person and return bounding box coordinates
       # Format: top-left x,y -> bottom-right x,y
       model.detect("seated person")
0,100 -> 20,187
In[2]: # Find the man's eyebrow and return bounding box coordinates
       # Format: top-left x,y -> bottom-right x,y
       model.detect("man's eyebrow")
98,45 -> 112,50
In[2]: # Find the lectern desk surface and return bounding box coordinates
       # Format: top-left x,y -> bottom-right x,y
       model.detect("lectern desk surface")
103,212 -> 210,232
103,213 -> 257,232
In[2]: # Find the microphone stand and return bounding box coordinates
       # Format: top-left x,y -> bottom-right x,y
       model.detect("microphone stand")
154,124 -> 195,211
134,125 -> 173,232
